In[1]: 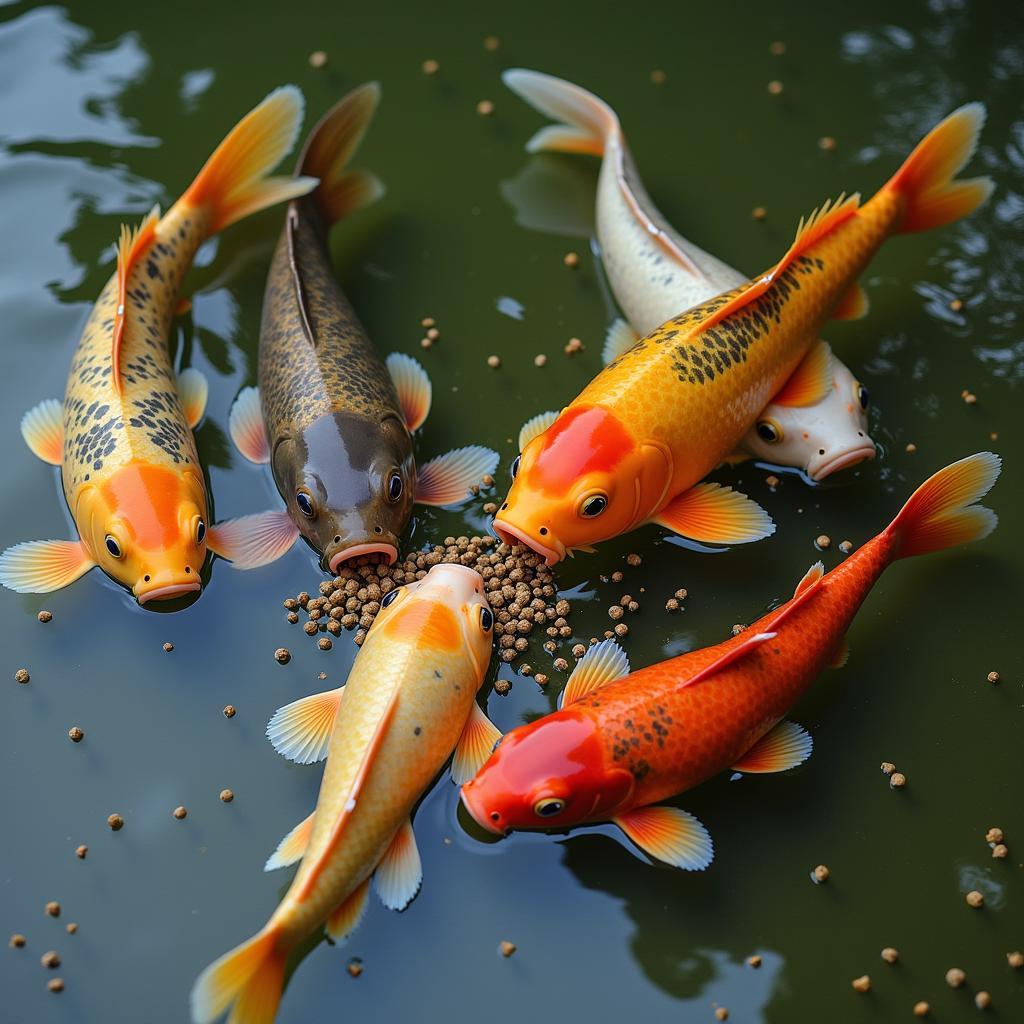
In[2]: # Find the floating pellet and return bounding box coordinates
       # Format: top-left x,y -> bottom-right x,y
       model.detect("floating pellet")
223,705 -> 236,719
75,845 -> 87,859
987,671 -> 999,683
975,991 -> 991,1009
945,967 -> 966,988
966,890 -> 984,908
173,806 -> 187,820
477,100 -> 494,116
533,354 -> 547,367
890,772 -> 906,789
881,947 -> 899,964
880,761 -> 896,775
309,50 -> 327,68
626,553 -> 642,567
45,902 -> 60,918
347,958 -> 363,977
487,355 -> 501,368
163,642 -> 174,653
41,950 -> 60,969
815,534 -> 831,550
48,978 -> 64,993
499,940 -> 516,957
37,610 -> 52,623
818,136 -> 837,152
992,844 -> 1008,859
422,59 -> 439,75
851,975 -> 870,993
107,814 -> 124,831
839,540 -> 853,555
1006,951 -> 1023,968
812,864 -> 829,883
274,648 -> 291,664
10,934 -> 25,948
906,442 -> 917,453
913,1002 -> 930,1017
65,923 -> 76,935
68,727 -> 84,743
715,1009 -> 729,1022
15,668 -> 29,684
483,36 -> 500,51
767,80 -> 783,95
220,789 -> 234,803
752,206 -> 767,220
748,955 -> 762,968
650,69 -> 667,84
563,252 -> 579,268
985,827 -> 1003,843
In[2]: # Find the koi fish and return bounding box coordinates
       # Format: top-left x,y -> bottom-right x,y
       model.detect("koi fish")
211,84 -> 498,574
0,87 -> 313,603
191,562 -> 500,1024
493,94 -> 992,565
503,70 -> 876,483
464,453 -> 1000,866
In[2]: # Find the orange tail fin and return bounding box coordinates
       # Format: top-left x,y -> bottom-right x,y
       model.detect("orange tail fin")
502,68 -> 616,156
886,452 -> 1000,560
883,103 -> 993,233
297,83 -> 384,227
190,928 -> 286,1024
181,85 -> 315,235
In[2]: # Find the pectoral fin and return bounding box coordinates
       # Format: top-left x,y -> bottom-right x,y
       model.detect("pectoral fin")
518,410 -> 559,452
451,702 -> 502,784
772,341 -> 833,407
561,639 -> 630,707
228,386 -> 270,464
264,811 -> 315,871
0,540 -> 95,593
828,637 -> 850,669
831,281 -> 869,321
20,399 -> 63,465
206,510 -> 299,569
603,318 -> 640,364
416,446 -> 500,506
325,877 -> 371,943
731,720 -> 813,774
614,806 -> 714,870
653,483 -> 775,545
266,687 -> 345,763
374,819 -> 422,911
177,368 -> 209,429
386,352 -> 431,432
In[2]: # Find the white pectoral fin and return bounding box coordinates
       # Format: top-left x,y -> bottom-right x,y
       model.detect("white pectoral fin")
385,352 -> 431,432
0,539 -> 95,593
228,386 -> 270,464
450,702 -> 502,785
266,686 -> 345,763
325,877 -> 371,943
20,399 -> 63,465
416,446 -> 500,506
614,806 -> 714,870
374,819 -> 422,911
561,639 -> 630,707
731,721 -> 813,774
176,368 -> 209,429
602,318 -> 640,364
264,810 -> 316,871
206,509 -> 299,569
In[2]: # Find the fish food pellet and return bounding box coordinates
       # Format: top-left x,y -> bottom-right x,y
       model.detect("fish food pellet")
477,99 -> 494,116
1007,951 -> 1023,968
422,58 -> 439,75
715,1009 -> 729,1022
992,843 -> 1008,858
223,705 -> 236,719
945,967 -> 966,988
880,762 -> 896,775
45,902 -> 60,918
748,955 -> 762,968
173,806 -> 187,820
162,642 -> 174,653
881,947 -> 899,964
220,789 -> 234,803
906,442 -> 918,453
626,553 -> 642,567
10,934 -> 25,948
75,845 -> 87,859
815,534 -> 831,550
650,68 -> 667,85
975,991 -> 991,1010
770,40 -> 786,55
534,673 -> 549,686
287,611 -> 299,623
65,923 -> 76,935
48,978 -> 64,993
765,474 -> 779,487
890,772 -> 906,789
553,658 -> 569,672
752,206 -> 767,221
571,644 -> 586,659
614,623 -> 629,637
839,540 -> 853,555
731,624 -> 746,636
274,648 -> 290,664
347,958 -> 363,977
533,354 -> 547,367
68,727 -> 84,743
318,637 -> 333,651
487,355 -> 501,368
818,136 -> 837,152
107,814 -> 123,831
563,251 -> 580,268
565,337 -> 584,355
987,670 -> 1000,683
985,827 -> 1003,843
483,35 -> 500,51
499,940 -> 516,958
37,610 -> 52,623
966,890 -> 984,908
494,679 -> 511,696
913,1002 -> 930,1017
420,336 -> 433,349
15,668 -> 29,684
812,864 -> 830,883
767,80 -> 784,95
665,599 -> 680,612
308,50 -> 327,68
41,951 -> 60,969
674,588 -> 687,600
851,975 -> 870,993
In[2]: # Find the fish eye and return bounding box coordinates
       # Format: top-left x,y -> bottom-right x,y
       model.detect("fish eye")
854,381 -> 870,411
479,606 -> 494,632
578,493 -> 608,518
510,454 -> 521,480
756,419 -> 783,444
196,519 -> 206,544
105,535 -> 123,559
381,587 -> 401,608
534,797 -> 565,818
386,472 -> 403,503
295,490 -> 316,518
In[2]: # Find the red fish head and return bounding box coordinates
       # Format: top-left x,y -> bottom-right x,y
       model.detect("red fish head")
461,710 -> 635,834
493,406 -> 667,565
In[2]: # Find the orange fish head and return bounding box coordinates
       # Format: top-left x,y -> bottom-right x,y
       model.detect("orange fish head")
461,711 -> 634,834
493,406 -> 665,564
80,464 -> 208,604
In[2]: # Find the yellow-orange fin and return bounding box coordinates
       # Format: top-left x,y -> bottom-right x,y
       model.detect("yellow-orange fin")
883,103 -> 993,234
207,509 -> 299,570
773,342 -> 833,408
266,686 -> 345,764
561,639 -> 630,707
385,352 -> 431,432
20,399 -> 63,465
228,386 -> 270,464
886,452 -> 1000,560
112,205 -> 160,395
176,368 -> 208,429
603,318 -> 640,365
190,927 -> 284,1024
831,282 -> 869,321
829,637 -> 850,669
182,85 -> 315,234
653,482 -> 775,545
325,877 -> 371,944
518,410 -> 559,452
679,631 -> 778,692
264,810 -> 315,872
794,561 -> 825,598
375,819 -> 422,911
614,806 -> 714,870
732,720 -> 813,774
416,446 -> 500,507
0,539 -> 94,594
451,701 -> 502,785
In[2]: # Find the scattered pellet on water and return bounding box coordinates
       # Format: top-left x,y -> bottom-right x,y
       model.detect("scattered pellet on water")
173,806 -> 187,821
752,206 -> 767,221
68,727 -> 84,743
913,1001 -> 930,1017
614,623 -> 629,637
815,534 -> 831,550
650,68 -> 667,85
612,571 -> 624,583
881,947 -> 899,964
553,658 -> 569,672
223,705 -> 236,719
1007,950 -> 1023,969
563,251 -> 580,268
975,991 -> 991,1010
765,474 -> 779,487
107,814 -> 124,831
483,35 -> 500,51
564,337 -> 584,355
65,923 -> 76,935
748,955 -> 762,968
767,80 -> 784,95
10,933 -> 26,948
287,611 -> 299,624
986,670 -> 999,683
482,474 -> 494,487
665,599 -> 680,612
318,672 -> 327,680
41,950 -> 60,969
48,978 -> 64,993
949,298 -> 964,312
812,864 -> 830,883
818,136 -> 837,152
769,40 -> 786,55
162,642 -> 174,653
274,648 -> 291,665
318,637 -> 333,651
851,975 -> 870,993
476,99 -> 495,116
421,317 -> 435,328
303,622 -> 318,636
906,442 -> 917,453
422,58 -> 439,75
347,958 -> 363,978
985,827 -> 1003,843
880,761 -> 896,775
715,1009 -> 729,1022
571,644 -> 586,659
961,389 -> 977,405
533,353 -> 547,367
890,772 -> 906,789
626,553 -> 642,567
37,610 -> 52,623
945,967 -> 966,988
493,679 -> 512,696
220,789 -> 234,804
45,902 -> 60,918
499,940 -> 516,958
731,624 -> 746,636
354,629 -> 367,646
308,50 -> 327,68
15,668 -> 29,684
966,890 -> 984,908
420,337 -> 433,349
483,502 -> 498,514
675,588 -> 688,600
839,540 -> 853,555
426,327 -> 440,341
534,673 -> 548,687
75,845 -> 87,860
487,355 -> 501,368
992,844 -> 1008,859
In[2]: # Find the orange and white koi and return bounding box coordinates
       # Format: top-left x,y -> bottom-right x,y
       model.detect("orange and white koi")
465,453 -> 1000,867
0,88 -> 313,604
494,94 -> 992,564
191,563 -> 500,1024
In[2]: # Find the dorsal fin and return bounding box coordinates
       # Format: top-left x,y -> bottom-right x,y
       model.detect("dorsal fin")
112,205 -> 160,394
678,631 -> 777,692
695,193 -> 861,335
286,205 -> 316,347
794,561 -> 825,598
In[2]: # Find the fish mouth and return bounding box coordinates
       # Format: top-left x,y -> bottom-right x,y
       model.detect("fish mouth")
492,518 -> 564,566
328,542 -> 398,574
136,581 -> 202,604
809,443 -> 877,482
460,781 -> 506,835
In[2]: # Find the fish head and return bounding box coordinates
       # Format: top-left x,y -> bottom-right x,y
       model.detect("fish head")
493,405 -> 663,564
743,359 -> 875,482
274,411 -> 414,572
461,711 -> 634,834
78,464 -> 207,604
366,563 -> 494,677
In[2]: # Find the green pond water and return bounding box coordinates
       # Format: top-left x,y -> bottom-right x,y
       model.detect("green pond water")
1,1 -> 1021,1021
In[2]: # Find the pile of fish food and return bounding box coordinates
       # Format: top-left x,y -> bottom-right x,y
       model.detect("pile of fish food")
283,536 -> 570,663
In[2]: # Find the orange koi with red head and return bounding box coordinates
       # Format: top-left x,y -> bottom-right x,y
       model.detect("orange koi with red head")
470,454 -> 1000,867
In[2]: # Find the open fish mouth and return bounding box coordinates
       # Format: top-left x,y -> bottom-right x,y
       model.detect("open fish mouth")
328,542 -> 398,574
810,443 -> 877,481
136,581 -> 202,604
492,518 -> 564,566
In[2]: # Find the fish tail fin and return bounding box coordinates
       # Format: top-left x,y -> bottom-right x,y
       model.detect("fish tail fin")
190,927 -> 286,1024
502,68 -> 617,156
297,82 -> 384,227
181,85 -> 315,235
882,103 -> 993,234
886,452 -> 1000,561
